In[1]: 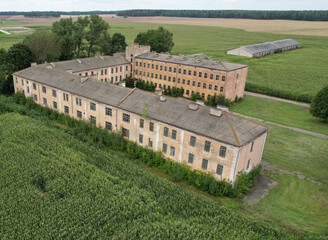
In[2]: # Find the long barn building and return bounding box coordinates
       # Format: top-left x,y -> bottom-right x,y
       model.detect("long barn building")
13,65 -> 268,183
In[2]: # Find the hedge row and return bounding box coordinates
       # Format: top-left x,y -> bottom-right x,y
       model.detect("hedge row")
0,93 -> 261,199
245,83 -> 313,103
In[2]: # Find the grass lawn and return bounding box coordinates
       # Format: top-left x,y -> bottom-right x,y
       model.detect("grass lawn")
251,123 -> 328,234
230,95 -> 328,135
0,34 -> 27,50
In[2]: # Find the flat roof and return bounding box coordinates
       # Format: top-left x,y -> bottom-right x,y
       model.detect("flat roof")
13,66 -> 267,147
240,38 -> 301,54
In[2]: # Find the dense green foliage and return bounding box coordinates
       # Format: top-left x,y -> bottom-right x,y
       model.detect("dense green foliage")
134,27 -> 174,53
310,86 -> 328,122
23,31 -> 60,63
116,10 -> 328,21
0,44 -> 32,94
0,93 -> 261,199
0,112 -> 298,239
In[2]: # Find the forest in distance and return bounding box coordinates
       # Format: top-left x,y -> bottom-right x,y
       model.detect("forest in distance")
0,10 -> 328,21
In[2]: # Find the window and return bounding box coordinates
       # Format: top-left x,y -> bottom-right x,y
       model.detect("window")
202,159 -> 208,170
214,85 -> 218,91
199,72 -> 202,77
90,102 -> 96,111
139,134 -> 143,144
148,138 -> 153,148
210,74 -> 213,79
33,94 -> 37,101
203,83 -> 206,89
169,67 -> 172,72
216,75 -> 220,80
156,65 -> 158,70
76,97 -> 82,106
219,146 -> 227,158
186,90 -> 189,95
53,101 -> 57,109
247,159 -> 251,169
52,90 -> 57,97
188,153 -> 194,164
251,141 -> 254,152
183,69 -> 186,74
170,146 -> 175,156
22,79 -> 24,85
123,128 -> 129,138
149,122 -> 154,132
105,121 -> 112,131
193,71 -> 196,76
220,87 -> 224,92
202,93 -> 205,99
105,107 -> 112,116
90,116 -> 96,124
192,81 -> 195,86
27,87 -> 30,93
77,110 -> 82,118
152,64 -> 154,69
43,98 -> 47,105
216,164 -> 223,175
178,68 -> 181,74
197,82 -> 201,87
63,93 -> 69,101
33,83 -> 36,90
171,130 -> 177,140
101,69 -> 103,75
123,113 -> 130,123
204,141 -> 211,152
162,143 -> 167,153
204,73 -> 208,78
140,119 -> 144,128
188,70 -> 191,75
209,84 -> 212,90
182,79 -> 185,84
190,136 -> 196,147
187,80 -> 190,85
222,76 -> 226,81
164,127 -> 169,137
64,106 -> 69,114
42,86 -> 46,93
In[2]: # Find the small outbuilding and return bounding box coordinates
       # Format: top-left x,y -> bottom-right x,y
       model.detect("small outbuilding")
227,38 -> 301,58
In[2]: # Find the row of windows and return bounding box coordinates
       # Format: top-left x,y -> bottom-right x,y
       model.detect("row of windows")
138,134 -> 153,148
135,62 -> 226,81
136,70 -> 225,82
80,65 -> 129,77
189,135 -> 227,157
187,153 -> 224,175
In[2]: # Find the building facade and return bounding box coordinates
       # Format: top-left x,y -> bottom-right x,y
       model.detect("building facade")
128,44 -> 248,101
13,65 -> 268,183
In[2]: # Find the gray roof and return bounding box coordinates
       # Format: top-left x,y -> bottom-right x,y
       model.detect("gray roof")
240,38 -> 301,54
43,55 -> 130,73
13,66 -> 267,147
271,39 -> 301,48
136,52 -> 247,72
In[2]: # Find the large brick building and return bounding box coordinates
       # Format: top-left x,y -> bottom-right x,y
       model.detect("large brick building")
127,44 -> 248,101
13,65 -> 268,183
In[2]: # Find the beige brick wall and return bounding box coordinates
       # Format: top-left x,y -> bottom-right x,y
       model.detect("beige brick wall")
13,74 -> 265,183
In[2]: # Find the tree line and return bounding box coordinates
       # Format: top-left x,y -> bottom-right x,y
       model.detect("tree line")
0,11 -> 116,16
116,10 -> 328,21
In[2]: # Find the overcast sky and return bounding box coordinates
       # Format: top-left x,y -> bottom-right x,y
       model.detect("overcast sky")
1,0 -> 327,11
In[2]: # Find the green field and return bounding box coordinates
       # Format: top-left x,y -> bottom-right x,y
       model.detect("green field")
0,112 -> 299,239
230,95 -> 328,135
255,124 -> 328,234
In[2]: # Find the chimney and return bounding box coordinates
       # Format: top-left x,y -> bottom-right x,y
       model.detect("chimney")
50,62 -> 55,68
193,55 -> 197,59
155,88 -> 162,96
66,69 -> 72,73
160,96 -> 166,102
196,59 -> 201,63
189,103 -> 198,111
76,59 -> 81,64
166,55 -> 172,59
31,62 -> 37,67
154,53 -> 159,57
216,105 -> 229,112
210,108 -> 223,117
196,100 -> 205,106
214,61 -> 218,65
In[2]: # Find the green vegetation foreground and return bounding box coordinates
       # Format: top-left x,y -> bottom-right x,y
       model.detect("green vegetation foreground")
0,112 -> 298,239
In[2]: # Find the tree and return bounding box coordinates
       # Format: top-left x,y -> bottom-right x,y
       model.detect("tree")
86,15 -> 109,57
0,63 -> 17,95
0,48 -> 7,66
23,31 -> 60,63
6,43 -> 32,70
310,86 -> 328,122
134,27 -> 174,53
100,32 -> 127,56
52,18 -> 75,60
73,16 -> 90,58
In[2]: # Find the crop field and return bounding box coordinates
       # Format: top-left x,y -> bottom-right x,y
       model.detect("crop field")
0,112 -> 298,239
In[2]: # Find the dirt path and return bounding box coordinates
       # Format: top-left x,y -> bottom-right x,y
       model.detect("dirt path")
244,91 -> 310,107
231,112 -> 328,139
0,29 -> 10,34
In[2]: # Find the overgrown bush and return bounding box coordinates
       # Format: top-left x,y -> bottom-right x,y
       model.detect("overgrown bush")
0,92 -> 261,199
